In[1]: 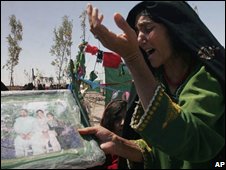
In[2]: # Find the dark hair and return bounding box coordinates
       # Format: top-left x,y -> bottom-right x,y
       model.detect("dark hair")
36,109 -> 44,113
46,112 -> 54,117
100,100 -> 127,132
20,109 -> 28,113
126,1 -> 225,92
133,3 -> 194,63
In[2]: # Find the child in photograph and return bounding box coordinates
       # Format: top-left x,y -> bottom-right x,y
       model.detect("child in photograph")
46,112 -> 61,152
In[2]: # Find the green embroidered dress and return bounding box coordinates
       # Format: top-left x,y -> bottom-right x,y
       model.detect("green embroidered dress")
129,64 -> 225,169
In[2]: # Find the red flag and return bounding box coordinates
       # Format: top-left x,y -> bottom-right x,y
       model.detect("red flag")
85,44 -> 99,55
103,52 -> 122,68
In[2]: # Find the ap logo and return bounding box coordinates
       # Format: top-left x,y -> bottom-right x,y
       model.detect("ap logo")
215,162 -> 225,168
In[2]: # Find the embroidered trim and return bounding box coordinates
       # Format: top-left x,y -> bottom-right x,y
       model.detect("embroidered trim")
130,85 -> 162,131
133,139 -> 152,153
162,97 -> 181,129
198,46 -> 220,60
127,139 -> 152,169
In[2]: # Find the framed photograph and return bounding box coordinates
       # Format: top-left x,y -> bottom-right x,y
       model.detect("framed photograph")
1,89 -> 105,169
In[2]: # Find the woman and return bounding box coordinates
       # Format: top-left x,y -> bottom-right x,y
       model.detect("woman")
46,112 -> 62,152
79,1 -> 225,169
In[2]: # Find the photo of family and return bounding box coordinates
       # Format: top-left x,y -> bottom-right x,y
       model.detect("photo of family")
2,104 -> 83,159
13,108 -> 82,158
1,90 -> 105,169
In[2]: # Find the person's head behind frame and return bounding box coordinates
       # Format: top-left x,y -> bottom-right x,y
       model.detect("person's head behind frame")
100,99 -> 127,136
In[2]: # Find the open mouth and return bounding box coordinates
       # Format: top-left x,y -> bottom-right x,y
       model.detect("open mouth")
146,48 -> 155,55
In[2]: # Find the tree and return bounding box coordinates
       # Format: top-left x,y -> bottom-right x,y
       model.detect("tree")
74,10 -> 87,94
3,15 -> 23,86
23,69 -> 32,83
50,16 -> 73,88
79,10 -> 86,42
34,68 -> 44,82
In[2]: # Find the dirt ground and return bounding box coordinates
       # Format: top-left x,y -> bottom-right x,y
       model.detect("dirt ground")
83,91 -> 105,126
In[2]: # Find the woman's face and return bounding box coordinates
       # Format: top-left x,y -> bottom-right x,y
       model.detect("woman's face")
20,110 -> 28,117
37,111 -> 44,118
47,114 -> 53,120
135,15 -> 173,68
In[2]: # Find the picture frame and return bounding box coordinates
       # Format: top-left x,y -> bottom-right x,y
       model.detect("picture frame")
1,89 -> 105,169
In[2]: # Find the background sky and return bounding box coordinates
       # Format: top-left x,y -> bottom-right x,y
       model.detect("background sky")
1,1 -> 225,86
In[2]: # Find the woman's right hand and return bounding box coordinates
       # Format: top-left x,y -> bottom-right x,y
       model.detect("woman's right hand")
78,125 -> 117,155
86,3 -> 141,62
79,125 -> 144,162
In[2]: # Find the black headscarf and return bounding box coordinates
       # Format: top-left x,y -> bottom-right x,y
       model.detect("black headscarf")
119,2 -> 225,169
126,1 -> 225,93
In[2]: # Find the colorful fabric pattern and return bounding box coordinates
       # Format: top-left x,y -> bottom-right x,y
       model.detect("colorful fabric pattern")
129,66 -> 224,169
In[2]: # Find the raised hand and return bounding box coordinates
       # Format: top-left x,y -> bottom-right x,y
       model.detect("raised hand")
86,3 -> 140,61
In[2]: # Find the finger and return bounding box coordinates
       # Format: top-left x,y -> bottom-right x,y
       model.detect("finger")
100,142 -> 115,155
86,3 -> 93,16
100,143 -> 109,154
86,3 -> 93,25
78,127 -> 97,135
92,7 -> 97,21
93,8 -> 99,19
92,8 -> 102,27
90,7 -> 104,38
87,5 -> 99,37
99,13 -> 104,23
92,8 -> 97,27
114,13 -> 135,36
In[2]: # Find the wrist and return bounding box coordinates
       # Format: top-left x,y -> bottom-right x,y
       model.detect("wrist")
112,134 -> 143,162
124,51 -> 143,64
111,134 -> 121,155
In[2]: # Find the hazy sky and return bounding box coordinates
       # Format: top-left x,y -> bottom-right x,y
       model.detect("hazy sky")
1,1 -> 225,86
